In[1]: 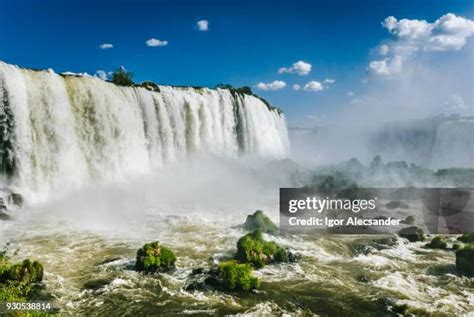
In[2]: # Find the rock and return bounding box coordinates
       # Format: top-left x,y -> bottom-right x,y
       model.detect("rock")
97,257 -> 122,265
386,201 -> 409,209
217,260 -> 259,291
350,236 -> 398,255
236,230 -> 289,268
135,241 -> 176,273
399,226 -> 425,242
0,211 -> 10,221
425,236 -> 447,249
457,233 -> 474,243
452,243 -> 462,250
1,259 -> 44,284
456,244 -> 474,276
83,278 -> 111,290
191,267 -> 204,275
242,210 -> 278,234
401,215 -> 415,225
8,193 -> 23,208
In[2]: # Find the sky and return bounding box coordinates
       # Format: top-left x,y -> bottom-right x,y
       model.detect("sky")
1,0 -> 473,127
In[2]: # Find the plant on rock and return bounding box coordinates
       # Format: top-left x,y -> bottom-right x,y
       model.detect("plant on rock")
242,210 -> 278,234
135,241 -> 176,273
236,230 -> 288,268
217,260 -> 259,291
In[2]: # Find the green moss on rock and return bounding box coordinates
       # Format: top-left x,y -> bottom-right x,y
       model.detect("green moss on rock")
242,210 -> 278,234
425,236 -> 447,249
456,244 -> 474,276
217,260 -> 259,291
457,233 -> 474,243
399,226 -> 425,242
135,241 -> 176,273
0,254 -> 44,302
236,230 -> 288,268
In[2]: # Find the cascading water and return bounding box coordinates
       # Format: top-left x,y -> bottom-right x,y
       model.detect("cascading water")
0,61 -> 289,201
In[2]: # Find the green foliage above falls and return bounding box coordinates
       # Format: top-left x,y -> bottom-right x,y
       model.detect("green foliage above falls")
110,67 -> 134,86
135,241 -> 177,273
235,230 -> 289,268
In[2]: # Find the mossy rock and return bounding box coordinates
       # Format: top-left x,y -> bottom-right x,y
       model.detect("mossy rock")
456,244 -> 474,276
425,237 -> 447,249
236,230 -> 288,268
457,233 -> 474,243
217,260 -> 259,291
386,201 -> 410,209
452,243 -> 462,250
135,241 -> 176,273
0,255 -> 44,302
398,226 -> 425,242
242,210 -> 277,234
0,259 -> 43,284
401,215 -> 415,225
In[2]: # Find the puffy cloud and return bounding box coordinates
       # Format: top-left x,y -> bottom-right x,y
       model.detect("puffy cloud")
95,70 -> 108,80
278,60 -> 312,75
368,55 -> 402,77
303,81 -> 324,92
99,43 -> 113,49
146,38 -> 168,47
196,20 -> 209,31
256,80 -> 286,91
379,44 -> 389,55
293,84 -> 301,91
382,13 -> 474,53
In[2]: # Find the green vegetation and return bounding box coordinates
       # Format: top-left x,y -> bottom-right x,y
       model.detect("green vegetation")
457,233 -> 474,243
135,241 -> 176,273
242,210 -> 278,234
425,236 -> 447,249
217,260 -> 259,291
0,252 -> 44,302
398,226 -> 425,242
134,81 -> 160,92
111,67 -> 134,86
456,244 -> 474,276
236,230 -> 288,268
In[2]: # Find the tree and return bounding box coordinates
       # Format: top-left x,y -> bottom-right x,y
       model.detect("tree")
111,67 -> 134,86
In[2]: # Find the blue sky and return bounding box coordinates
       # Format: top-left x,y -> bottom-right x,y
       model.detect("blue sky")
1,0 -> 473,126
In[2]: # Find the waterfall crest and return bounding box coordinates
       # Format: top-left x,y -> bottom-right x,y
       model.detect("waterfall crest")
0,61 -> 289,200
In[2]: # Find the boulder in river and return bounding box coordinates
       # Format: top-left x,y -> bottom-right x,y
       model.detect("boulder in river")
217,260 -> 259,291
242,210 -> 278,234
398,226 -> 425,242
135,241 -> 176,273
386,201 -> 410,210
425,236 -> 447,249
457,233 -> 474,243
456,244 -> 474,276
236,230 -> 289,268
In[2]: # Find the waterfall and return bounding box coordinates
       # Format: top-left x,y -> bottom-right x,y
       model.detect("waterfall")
0,61 -> 289,201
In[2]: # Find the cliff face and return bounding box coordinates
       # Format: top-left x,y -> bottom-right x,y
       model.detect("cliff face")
0,61 -> 289,200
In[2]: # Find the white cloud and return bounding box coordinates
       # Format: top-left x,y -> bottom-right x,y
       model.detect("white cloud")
350,98 -> 362,105
379,44 -> 389,55
323,78 -> 335,84
382,13 -> 474,53
95,70 -> 108,80
347,91 -> 354,96
146,38 -> 168,47
368,55 -> 402,77
278,60 -> 312,75
196,20 -> 209,31
293,84 -> 301,91
256,80 -> 286,91
99,43 -> 113,49
303,81 -> 324,92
